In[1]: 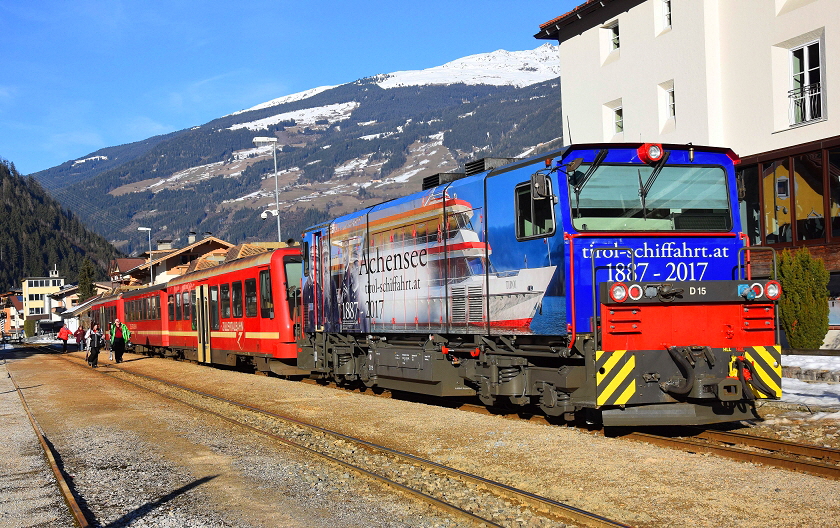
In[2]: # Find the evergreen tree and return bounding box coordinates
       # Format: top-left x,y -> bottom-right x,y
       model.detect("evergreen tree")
78,258 -> 95,301
776,248 -> 830,349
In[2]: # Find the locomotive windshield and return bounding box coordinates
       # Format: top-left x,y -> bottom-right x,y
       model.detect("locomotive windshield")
567,163 -> 731,231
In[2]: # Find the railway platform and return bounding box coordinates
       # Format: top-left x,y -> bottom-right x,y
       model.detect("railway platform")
0,348 -> 75,527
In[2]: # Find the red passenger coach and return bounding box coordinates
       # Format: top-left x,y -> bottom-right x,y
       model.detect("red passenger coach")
90,293 -> 125,337
122,285 -> 168,350
160,248 -> 303,374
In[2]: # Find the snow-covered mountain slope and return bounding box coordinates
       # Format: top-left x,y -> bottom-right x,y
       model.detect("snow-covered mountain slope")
39,45 -> 563,253
375,43 -> 560,89
228,44 -> 559,115
228,85 -> 337,116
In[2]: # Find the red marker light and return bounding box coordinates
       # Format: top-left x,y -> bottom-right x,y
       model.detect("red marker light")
637,143 -> 664,164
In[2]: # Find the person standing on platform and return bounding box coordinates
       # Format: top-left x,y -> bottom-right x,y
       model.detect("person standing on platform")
57,324 -> 71,353
74,325 -> 86,352
109,318 -> 130,363
86,323 -> 104,367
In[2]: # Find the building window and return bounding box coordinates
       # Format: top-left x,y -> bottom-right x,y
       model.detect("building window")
663,0 -> 672,27
610,23 -> 620,50
614,107 -> 624,133
667,88 -> 676,117
763,159 -> 793,243
793,152 -> 825,241
790,41 -> 822,124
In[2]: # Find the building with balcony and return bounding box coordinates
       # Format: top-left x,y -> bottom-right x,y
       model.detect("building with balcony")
537,0 -> 840,287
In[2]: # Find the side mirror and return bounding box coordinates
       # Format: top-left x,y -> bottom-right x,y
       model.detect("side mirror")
531,172 -> 551,200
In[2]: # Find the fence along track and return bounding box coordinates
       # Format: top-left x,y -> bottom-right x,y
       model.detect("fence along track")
56,353 -> 629,528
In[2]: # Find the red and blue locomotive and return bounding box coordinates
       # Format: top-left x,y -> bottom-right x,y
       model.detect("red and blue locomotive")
90,142 -> 782,426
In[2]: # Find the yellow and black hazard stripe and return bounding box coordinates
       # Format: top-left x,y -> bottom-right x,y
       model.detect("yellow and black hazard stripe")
595,350 -> 638,406
728,345 -> 782,399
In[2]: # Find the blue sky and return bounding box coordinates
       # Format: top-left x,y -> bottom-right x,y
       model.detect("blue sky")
0,1 -> 577,175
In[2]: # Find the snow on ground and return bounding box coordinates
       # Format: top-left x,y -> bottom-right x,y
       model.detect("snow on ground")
375,44 -> 561,89
228,102 -> 359,131
782,355 -> 840,409
226,85 -> 337,116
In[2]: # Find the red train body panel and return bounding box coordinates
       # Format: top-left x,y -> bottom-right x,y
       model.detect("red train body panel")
88,248 -> 303,372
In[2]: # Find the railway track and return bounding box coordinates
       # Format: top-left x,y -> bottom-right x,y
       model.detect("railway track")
272,366 -> 840,481
618,428 -> 840,480
54,350 -> 628,528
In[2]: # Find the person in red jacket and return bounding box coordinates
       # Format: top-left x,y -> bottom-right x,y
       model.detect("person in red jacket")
74,325 -> 86,352
57,324 -> 72,353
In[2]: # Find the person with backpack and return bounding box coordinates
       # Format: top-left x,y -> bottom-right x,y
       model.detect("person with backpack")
86,323 -> 104,367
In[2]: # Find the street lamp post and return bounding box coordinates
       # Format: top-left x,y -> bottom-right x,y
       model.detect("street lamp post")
252,136 -> 282,243
137,227 -> 153,284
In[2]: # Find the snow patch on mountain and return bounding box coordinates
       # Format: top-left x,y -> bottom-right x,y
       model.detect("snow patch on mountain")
228,101 -> 360,131
73,155 -> 108,166
228,85 -> 337,116
375,44 -> 560,89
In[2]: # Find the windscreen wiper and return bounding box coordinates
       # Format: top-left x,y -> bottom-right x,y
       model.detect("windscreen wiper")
637,151 -> 671,220
573,149 -> 608,218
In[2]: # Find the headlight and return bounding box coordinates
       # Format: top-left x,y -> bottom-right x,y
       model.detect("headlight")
765,281 -> 781,300
609,282 -> 629,303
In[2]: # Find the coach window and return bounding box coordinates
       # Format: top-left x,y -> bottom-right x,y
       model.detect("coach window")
181,291 -> 190,321
245,278 -> 258,317
209,286 -> 219,330
190,290 -> 197,331
220,284 -> 231,318
515,180 -> 556,240
175,292 -> 182,320
259,270 -> 274,319
168,294 -> 175,321
232,281 -> 243,318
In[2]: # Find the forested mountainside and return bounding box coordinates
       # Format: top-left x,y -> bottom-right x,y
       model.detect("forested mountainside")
0,159 -> 120,290
32,46 -> 563,255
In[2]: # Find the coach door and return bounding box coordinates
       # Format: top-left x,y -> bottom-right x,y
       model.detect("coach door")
196,284 -> 212,363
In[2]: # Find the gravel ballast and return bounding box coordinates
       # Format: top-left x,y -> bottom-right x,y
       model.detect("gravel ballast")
8,348 -> 840,527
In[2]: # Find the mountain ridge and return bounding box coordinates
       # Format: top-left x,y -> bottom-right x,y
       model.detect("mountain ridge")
32,45 -> 563,255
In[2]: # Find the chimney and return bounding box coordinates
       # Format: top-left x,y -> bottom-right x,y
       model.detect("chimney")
157,239 -> 173,251
49,264 -> 59,278
188,231 -> 196,245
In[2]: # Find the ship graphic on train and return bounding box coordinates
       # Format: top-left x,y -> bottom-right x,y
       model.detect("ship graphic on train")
308,187 -> 556,334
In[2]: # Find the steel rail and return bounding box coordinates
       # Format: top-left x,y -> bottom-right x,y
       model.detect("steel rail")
625,431 -> 840,480
691,429 -> 840,463
62,353 -> 629,528
5,355 -> 90,527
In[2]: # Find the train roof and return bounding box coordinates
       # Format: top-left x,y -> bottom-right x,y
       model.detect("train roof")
166,248 -> 289,287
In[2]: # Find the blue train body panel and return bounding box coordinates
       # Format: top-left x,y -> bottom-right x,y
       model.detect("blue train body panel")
302,143 -> 744,338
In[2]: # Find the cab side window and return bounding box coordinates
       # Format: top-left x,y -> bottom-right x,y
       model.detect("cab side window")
515,180 -> 556,240
259,270 -> 273,319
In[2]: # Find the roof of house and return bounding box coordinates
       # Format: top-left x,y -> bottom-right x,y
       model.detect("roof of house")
129,235 -> 235,272
109,258 -> 146,274
536,0 -> 642,41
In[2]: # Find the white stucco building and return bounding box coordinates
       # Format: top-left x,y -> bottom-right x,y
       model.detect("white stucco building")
537,0 -> 840,286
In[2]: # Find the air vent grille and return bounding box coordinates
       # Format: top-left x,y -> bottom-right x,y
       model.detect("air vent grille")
422,172 -> 466,190
464,157 -> 517,177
